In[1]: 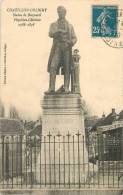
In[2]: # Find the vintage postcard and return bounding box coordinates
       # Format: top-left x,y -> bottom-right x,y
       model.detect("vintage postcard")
0,0 -> 123,195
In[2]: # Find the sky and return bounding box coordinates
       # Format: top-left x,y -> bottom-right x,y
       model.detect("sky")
0,0 -> 123,120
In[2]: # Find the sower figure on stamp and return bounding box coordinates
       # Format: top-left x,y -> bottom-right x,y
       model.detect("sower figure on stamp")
47,6 -> 77,93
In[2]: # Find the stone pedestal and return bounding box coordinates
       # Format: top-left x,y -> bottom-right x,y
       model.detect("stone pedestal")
42,93 -> 84,135
37,93 -> 88,186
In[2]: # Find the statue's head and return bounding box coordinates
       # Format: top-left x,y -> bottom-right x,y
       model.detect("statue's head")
57,6 -> 66,19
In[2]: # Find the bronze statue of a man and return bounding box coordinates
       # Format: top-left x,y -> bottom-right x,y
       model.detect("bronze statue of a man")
47,6 -> 77,93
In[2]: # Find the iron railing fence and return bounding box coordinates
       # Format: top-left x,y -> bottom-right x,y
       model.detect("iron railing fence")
0,132 -> 122,189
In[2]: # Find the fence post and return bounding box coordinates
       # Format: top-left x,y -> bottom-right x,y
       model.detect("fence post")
76,131 -> 81,188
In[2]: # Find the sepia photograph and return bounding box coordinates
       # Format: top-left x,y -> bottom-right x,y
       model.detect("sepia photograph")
0,0 -> 123,194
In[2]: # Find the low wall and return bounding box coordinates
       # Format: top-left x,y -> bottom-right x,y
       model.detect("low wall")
0,190 -> 122,195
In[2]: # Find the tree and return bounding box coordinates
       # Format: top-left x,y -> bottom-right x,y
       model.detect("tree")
0,99 -> 5,117
9,105 -> 19,119
82,99 -> 92,119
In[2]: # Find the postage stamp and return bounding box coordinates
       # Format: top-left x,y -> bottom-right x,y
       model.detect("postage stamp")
92,5 -> 118,37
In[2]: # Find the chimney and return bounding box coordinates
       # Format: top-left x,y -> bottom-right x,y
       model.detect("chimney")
102,112 -> 105,118
111,108 -> 117,121
112,108 -> 116,114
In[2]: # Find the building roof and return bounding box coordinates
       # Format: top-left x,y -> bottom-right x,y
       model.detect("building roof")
0,118 -> 24,135
118,110 -> 123,120
91,108 -> 117,131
